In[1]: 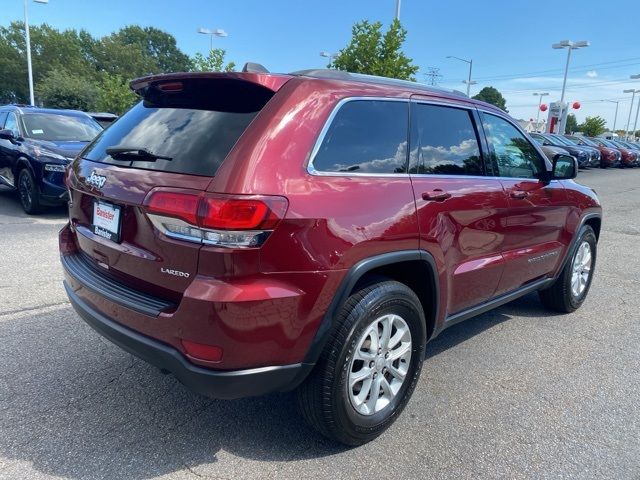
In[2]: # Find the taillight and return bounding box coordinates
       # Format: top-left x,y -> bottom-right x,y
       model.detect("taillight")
147,191 -> 200,224
144,189 -> 288,248
199,195 -> 287,230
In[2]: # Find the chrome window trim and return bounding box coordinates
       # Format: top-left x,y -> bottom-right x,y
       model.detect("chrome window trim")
305,97 -> 552,182
306,97 -> 410,177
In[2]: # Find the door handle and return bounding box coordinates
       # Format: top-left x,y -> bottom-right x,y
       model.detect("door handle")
422,190 -> 451,202
510,190 -> 529,199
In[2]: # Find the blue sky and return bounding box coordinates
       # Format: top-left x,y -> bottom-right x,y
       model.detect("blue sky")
3,0 -> 640,127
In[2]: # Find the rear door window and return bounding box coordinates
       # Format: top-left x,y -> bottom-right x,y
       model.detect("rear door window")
409,103 -> 483,175
312,100 -> 409,174
83,79 -> 275,176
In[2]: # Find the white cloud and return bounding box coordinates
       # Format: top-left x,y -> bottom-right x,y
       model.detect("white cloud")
586,70 -> 598,78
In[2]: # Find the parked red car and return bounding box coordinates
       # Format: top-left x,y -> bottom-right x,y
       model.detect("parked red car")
566,135 -> 621,168
609,140 -> 639,167
617,140 -> 640,166
590,137 -> 636,167
60,68 -> 602,445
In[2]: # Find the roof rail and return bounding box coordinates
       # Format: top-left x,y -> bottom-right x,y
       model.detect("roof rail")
290,69 -> 351,79
289,69 -> 468,98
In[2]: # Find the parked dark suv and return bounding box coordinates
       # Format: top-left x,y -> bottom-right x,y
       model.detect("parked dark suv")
59,69 -> 602,445
0,105 -> 102,213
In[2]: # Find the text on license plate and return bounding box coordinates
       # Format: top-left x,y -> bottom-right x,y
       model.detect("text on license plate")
92,200 -> 121,242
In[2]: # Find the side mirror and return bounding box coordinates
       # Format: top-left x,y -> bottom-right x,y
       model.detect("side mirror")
552,154 -> 578,180
0,129 -> 16,141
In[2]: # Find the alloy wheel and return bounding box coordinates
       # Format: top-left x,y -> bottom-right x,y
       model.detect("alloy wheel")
347,313 -> 412,416
571,241 -> 592,298
19,172 -> 33,211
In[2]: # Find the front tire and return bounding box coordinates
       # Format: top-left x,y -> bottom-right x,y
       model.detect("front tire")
539,225 -> 597,313
17,168 -> 41,215
296,280 -> 426,446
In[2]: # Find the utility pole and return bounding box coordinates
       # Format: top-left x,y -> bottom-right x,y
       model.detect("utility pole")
395,0 -> 401,21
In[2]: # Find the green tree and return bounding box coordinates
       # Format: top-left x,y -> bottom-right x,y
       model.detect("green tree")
579,116 -> 607,137
0,22 -> 191,105
0,22 -> 96,103
565,113 -> 579,134
472,86 -> 507,112
190,49 -> 236,72
330,19 -> 418,81
107,25 -> 191,73
96,73 -> 137,115
36,68 -> 97,110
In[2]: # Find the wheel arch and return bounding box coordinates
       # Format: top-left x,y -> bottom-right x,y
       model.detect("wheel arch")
557,212 -> 602,277
584,216 -> 601,241
302,250 -> 439,366
14,157 -> 36,188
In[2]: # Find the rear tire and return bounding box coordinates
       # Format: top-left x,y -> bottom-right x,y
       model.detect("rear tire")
17,168 -> 42,215
296,280 -> 426,446
539,225 -> 597,313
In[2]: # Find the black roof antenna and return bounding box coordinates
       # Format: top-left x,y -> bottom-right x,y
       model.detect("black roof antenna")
242,62 -> 270,74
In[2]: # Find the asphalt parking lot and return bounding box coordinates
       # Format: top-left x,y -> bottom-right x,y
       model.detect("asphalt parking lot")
0,168 -> 638,480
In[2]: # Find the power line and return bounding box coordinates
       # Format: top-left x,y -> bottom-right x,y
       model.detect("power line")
473,56 -> 640,82
499,77 -> 638,94
507,96 -> 631,109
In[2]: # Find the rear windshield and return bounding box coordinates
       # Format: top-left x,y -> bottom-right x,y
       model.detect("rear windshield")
82,78 -> 275,176
22,113 -> 102,142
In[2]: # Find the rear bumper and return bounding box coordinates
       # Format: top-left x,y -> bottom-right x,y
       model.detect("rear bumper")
64,280 -> 312,399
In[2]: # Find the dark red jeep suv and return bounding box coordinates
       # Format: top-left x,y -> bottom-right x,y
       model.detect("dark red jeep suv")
59,68 -> 602,445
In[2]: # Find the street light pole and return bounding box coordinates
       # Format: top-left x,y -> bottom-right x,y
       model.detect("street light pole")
24,0 -> 49,106
533,92 -> 549,131
601,100 -> 620,132
446,56 -> 474,97
395,0 -> 401,21
559,47 -> 572,106
624,89 -> 639,140
24,0 -> 34,106
197,27 -> 228,53
552,40 -> 589,134
320,51 -> 337,66
631,74 -> 640,141
632,96 -> 640,141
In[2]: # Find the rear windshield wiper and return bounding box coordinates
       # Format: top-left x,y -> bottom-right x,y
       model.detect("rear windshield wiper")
106,146 -> 172,162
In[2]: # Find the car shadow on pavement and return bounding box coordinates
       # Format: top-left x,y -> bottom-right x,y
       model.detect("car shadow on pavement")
0,187 -> 68,221
425,292 -> 560,360
0,293 -> 556,479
